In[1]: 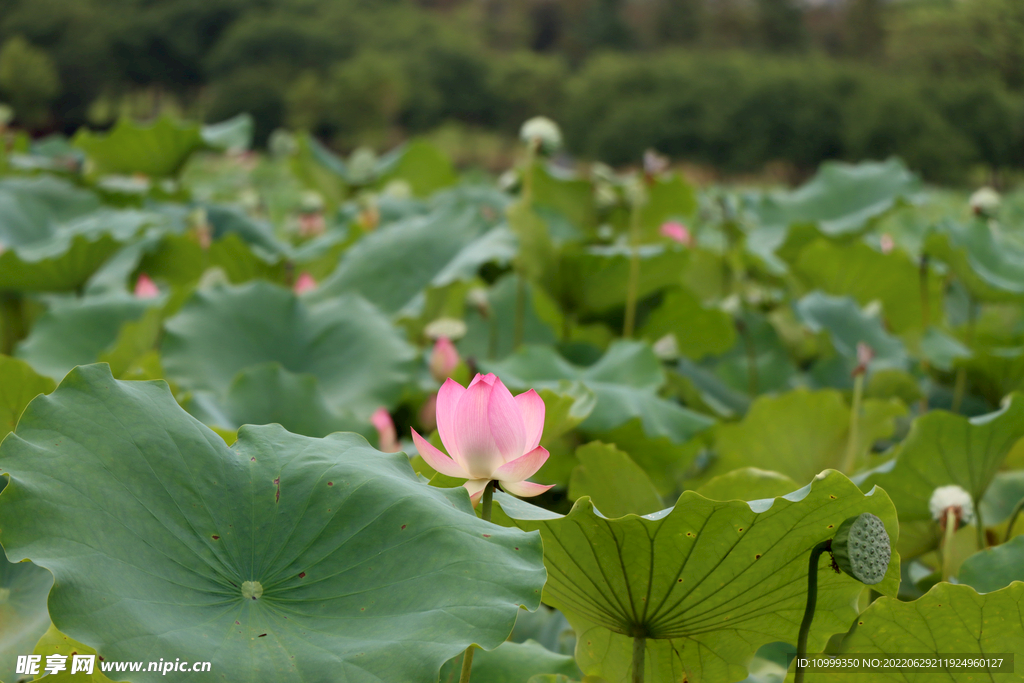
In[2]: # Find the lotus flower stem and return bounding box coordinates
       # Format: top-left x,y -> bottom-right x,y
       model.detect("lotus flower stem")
951,294 -> 977,414
458,647 -> 475,683
623,199 -> 643,339
841,372 -> 865,475
975,502 -> 986,550
631,635 -> 645,683
0,292 -> 25,356
481,482 -> 495,523
513,141 -> 538,351
458,481 -> 495,683
1005,497 -> 1024,543
942,507 -> 957,580
795,540 -> 832,683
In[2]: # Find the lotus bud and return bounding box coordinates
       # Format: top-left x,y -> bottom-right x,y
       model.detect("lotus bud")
293,272 -> 317,294
969,187 -> 1000,218
519,116 -> 562,155
134,274 -> 160,299
853,342 -> 874,377
830,513 -> 891,585
929,484 -> 975,529
660,221 -> 692,246
643,149 -> 669,177
348,147 -> 379,185
879,233 -> 894,254
429,337 -> 461,383
466,289 -> 491,319
372,408 -> 400,453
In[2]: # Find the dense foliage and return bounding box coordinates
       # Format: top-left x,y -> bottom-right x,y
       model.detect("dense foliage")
0,0 -> 1022,179
1,116 -> 1024,682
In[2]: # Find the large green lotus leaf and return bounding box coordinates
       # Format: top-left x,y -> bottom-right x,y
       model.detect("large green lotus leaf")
807,583 -> 1024,683
711,309 -> 798,396
957,536 -> 1024,594
185,363 -> 371,440
482,341 -> 714,443
74,117 -> 204,178
640,287 -> 736,360
438,640 -> 582,683
671,360 -> 752,420
753,159 -> 920,236
795,240 -> 943,334
30,624 -> 121,683
310,187 -> 512,314
0,554 -> 53,682
563,244 -> 688,315
794,292 -> 907,372
0,176 -> 100,248
857,395 -> 1024,526
200,114 -> 254,153
532,163 -> 597,235
917,327 -> 972,373
607,175 -> 698,243
16,293 -> 159,381
589,418 -> 704,496
568,442 -> 663,518
493,470 -> 900,683
0,365 -> 546,683
0,355 -> 55,440
955,346 -> 1024,406
378,139 -> 457,197
459,275 -> 560,362
0,178 -> 161,292
924,219 -> 1024,302
696,468 -> 800,503
162,281 -> 416,417
710,389 -> 904,484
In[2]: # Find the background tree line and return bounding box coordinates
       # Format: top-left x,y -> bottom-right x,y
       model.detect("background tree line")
0,0 -> 1022,181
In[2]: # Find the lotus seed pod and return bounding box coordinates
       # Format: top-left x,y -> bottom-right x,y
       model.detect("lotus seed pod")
519,116 -> 563,154
831,513 -> 891,585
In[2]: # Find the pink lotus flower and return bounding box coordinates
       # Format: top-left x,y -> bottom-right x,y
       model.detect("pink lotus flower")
293,272 -> 317,294
429,337 -> 460,382
660,221 -> 692,246
411,374 -> 553,502
372,408 -> 400,453
880,233 -> 894,254
134,273 -> 160,299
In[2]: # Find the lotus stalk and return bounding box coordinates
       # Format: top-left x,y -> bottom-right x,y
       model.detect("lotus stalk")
842,343 -> 873,474
1005,496 -> 1024,544
795,513 -> 891,683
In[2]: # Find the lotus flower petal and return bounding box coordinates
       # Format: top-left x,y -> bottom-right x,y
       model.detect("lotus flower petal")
436,378 -> 466,461
134,274 -> 159,299
492,446 -> 549,484
514,389 -> 545,451
501,479 -> 554,498
464,478 -> 490,503
429,337 -> 460,382
452,379 -> 503,477
487,378 -> 527,463
411,429 -> 469,479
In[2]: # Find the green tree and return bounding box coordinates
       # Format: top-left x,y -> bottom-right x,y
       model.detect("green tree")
0,35 -> 60,127
756,0 -> 806,52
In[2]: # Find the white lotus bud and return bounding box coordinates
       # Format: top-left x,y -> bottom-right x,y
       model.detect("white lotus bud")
929,484 -> 975,527
299,190 -> 325,214
969,187 -> 1000,217
652,333 -> 679,360
519,116 -> 562,154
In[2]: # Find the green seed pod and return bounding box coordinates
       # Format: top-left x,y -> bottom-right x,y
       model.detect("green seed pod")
831,513 -> 891,585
